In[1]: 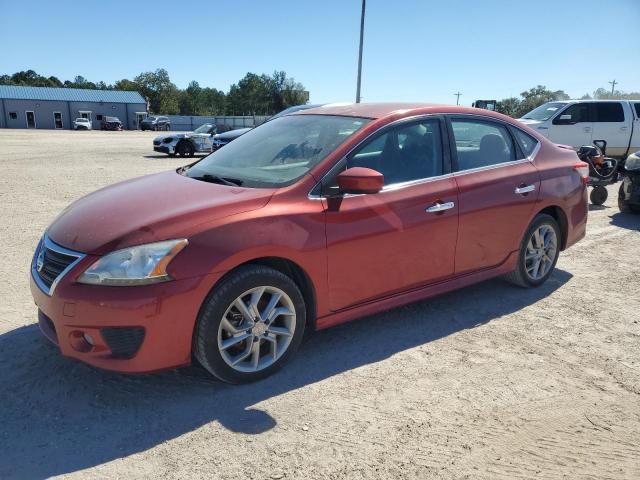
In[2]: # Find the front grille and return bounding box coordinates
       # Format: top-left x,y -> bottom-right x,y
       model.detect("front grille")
101,327 -> 145,358
32,236 -> 84,295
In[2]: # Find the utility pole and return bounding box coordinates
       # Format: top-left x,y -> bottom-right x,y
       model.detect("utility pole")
355,0 -> 366,103
609,79 -> 617,95
454,92 -> 462,105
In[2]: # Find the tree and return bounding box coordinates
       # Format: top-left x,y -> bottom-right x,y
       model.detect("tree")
592,87 -> 640,100
495,97 -> 521,117
134,69 -> 180,114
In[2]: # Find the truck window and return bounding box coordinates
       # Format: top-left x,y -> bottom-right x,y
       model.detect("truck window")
594,102 -> 624,122
553,103 -> 589,124
634,103 -> 640,118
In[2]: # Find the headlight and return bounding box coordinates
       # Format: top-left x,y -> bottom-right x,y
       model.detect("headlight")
625,154 -> 640,171
77,239 -> 188,286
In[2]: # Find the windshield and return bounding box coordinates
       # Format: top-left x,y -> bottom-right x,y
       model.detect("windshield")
193,123 -> 214,134
185,115 -> 370,188
75,118 -> 87,122
521,102 -> 566,121
146,116 -> 156,121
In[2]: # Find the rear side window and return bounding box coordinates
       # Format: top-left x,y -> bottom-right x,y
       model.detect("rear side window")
594,102 -> 624,122
513,129 -> 538,157
451,120 -> 515,171
348,119 -> 443,185
635,103 -> 640,118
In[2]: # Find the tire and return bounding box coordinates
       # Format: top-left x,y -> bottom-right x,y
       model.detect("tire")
176,141 -> 194,157
193,265 -> 306,383
618,184 -> 640,213
164,124 -> 170,131
504,214 -> 561,288
590,185 -> 608,205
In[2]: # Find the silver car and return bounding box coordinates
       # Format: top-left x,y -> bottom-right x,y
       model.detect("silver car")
152,123 -> 224,157
73,118 -> 92,130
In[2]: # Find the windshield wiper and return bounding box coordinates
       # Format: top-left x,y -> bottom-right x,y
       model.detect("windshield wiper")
191,174 -> 242,187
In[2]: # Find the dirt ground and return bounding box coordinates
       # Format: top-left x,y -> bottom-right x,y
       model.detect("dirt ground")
0,129 -> 639,479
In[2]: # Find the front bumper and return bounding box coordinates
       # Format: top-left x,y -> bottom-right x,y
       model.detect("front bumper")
154,145 -> 172,154
30,250 -> 224,373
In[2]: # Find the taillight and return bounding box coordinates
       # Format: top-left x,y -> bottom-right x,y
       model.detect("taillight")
573,161 -> 589,185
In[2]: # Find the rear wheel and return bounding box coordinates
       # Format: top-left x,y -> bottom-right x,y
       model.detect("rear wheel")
504,214 -> 561,288
590,185 -> 608,205
193,265 -> 306,383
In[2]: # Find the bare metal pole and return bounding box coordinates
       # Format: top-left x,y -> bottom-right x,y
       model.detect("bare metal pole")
355,0 -> 366,103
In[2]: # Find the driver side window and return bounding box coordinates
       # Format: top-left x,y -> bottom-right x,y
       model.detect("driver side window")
347,119 -> 443,186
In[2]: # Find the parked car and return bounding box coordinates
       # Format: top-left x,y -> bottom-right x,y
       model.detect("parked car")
519,100 -> 640,158
153,123 -> 233,156
211,104 -> 327,151
73,118 -> 92,130
619,150 -> 640,213
141,116 -> 171,131
101,116 -> 123,131
30,103 -> 588,383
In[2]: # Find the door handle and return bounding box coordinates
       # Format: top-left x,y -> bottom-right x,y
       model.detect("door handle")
426,201 -> 455,213
621,126 -> 628,131
583,126 -> 591,133
515,184 -> 536,195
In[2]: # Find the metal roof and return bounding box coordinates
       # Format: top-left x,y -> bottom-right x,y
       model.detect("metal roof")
0,85 -> 146,104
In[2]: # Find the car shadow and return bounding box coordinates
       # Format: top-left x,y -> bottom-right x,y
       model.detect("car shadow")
609,211 -> 640,230
0,270 -> 572,478
142,154 -> 208,160
588,203 -> 610,211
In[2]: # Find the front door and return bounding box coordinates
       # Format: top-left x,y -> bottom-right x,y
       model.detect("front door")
136,112 -> 147,130
325,117 -> 458,311
53,112 -> 63,129
449,117 -> 541,274
549,103 -> 592,148
26,111 -> 36,128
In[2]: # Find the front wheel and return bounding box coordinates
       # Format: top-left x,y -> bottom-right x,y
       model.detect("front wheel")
176,141 -> 194,157
504,214 -> 561,288
193,265 -> 306,383
618,184 -> 640,213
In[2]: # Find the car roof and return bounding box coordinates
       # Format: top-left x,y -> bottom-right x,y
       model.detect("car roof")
292,102 -> 514,121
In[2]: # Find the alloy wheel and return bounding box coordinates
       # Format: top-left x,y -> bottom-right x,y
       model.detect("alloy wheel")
217,286 -> 296,373
524,224 -> 557,280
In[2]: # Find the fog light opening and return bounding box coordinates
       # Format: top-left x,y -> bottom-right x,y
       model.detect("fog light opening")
69,330 -> 93,353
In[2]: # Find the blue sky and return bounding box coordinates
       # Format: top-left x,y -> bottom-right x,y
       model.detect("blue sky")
1,0 -> 638,105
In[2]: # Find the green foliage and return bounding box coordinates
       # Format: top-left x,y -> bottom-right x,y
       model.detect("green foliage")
0,68 -> 307,116
496,85 -> 570,118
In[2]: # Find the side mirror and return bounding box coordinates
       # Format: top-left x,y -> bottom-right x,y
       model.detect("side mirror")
337,167 -> 384,194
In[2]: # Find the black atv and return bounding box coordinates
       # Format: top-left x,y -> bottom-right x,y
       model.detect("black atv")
618,150 -> 640,214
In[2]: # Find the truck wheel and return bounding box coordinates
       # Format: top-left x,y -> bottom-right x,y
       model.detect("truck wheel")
590,185 -> 608,205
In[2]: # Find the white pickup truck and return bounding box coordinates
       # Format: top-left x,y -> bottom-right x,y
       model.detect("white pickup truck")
519,100 -> 640,158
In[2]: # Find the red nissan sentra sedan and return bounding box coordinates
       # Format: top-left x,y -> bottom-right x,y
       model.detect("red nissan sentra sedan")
30,103 -> 588,383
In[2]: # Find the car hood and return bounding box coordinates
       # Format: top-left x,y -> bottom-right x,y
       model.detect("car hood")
47,170 -> 274,255
154,132 -> 211,142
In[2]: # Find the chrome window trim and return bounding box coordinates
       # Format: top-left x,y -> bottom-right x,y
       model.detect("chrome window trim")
31,234 -> 86,296
307,113 -> 541,199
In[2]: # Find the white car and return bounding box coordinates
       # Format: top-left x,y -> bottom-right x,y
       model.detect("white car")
73,118 -> 92,130
519,100 -> 640,158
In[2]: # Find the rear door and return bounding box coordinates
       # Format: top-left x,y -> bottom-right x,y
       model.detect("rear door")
448,117 -> 540,274
549,103 -> 592,148
324,116 -> 458,311
590,102 -> 629,157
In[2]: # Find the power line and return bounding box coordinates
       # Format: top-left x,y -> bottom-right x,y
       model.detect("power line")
454,92 -> 462,105
609,79 -> 618,95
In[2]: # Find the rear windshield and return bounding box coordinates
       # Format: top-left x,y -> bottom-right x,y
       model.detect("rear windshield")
185,115 -> 370,188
